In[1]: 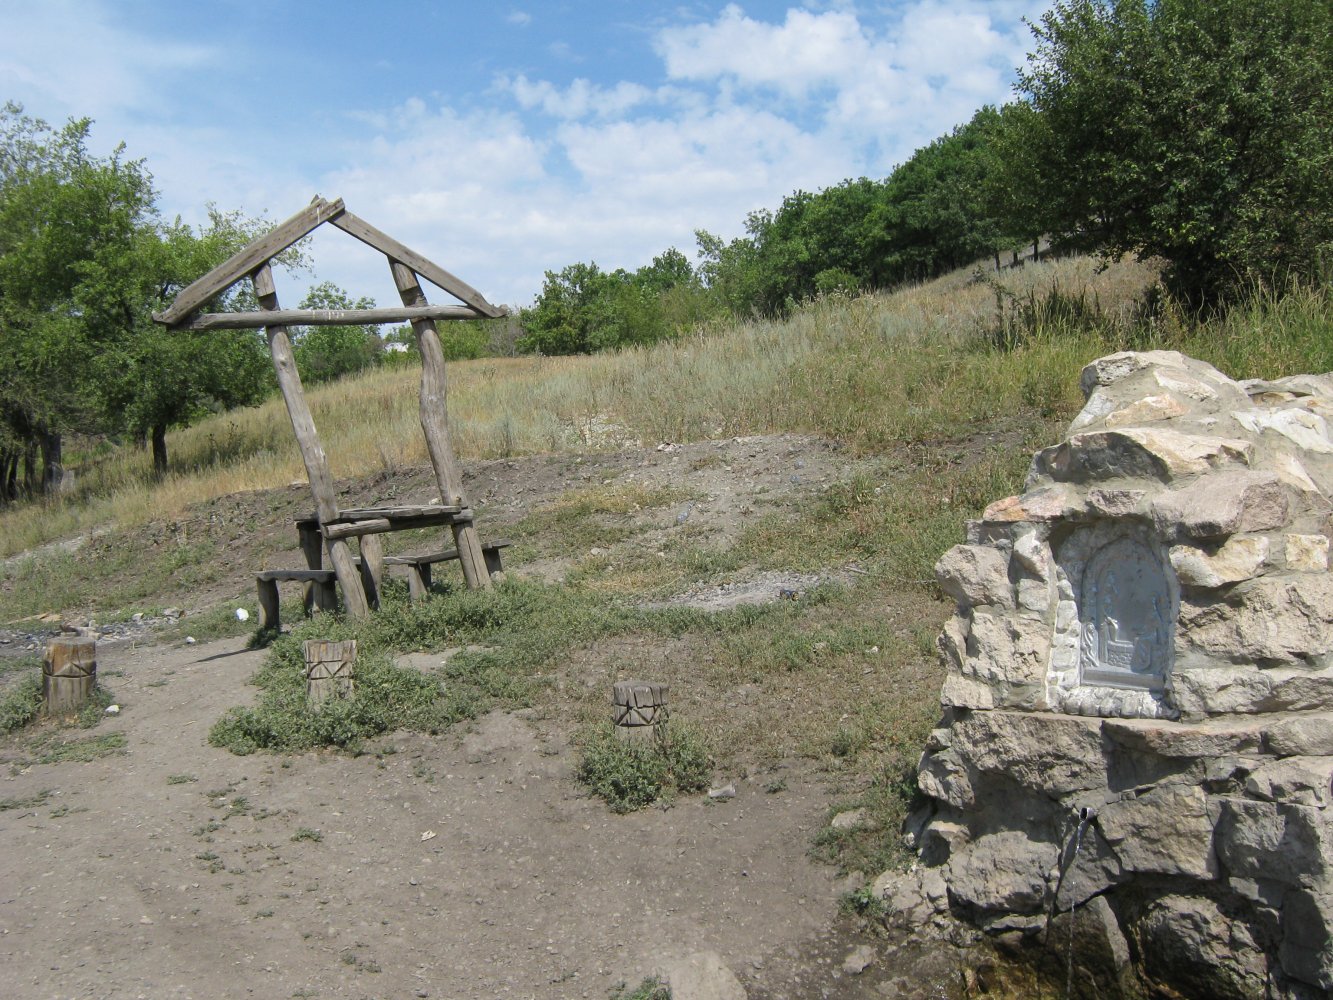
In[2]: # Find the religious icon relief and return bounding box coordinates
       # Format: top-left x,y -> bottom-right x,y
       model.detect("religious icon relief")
1077,537 -> 1172,690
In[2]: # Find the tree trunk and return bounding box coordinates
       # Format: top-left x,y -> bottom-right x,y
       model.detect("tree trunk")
23,440 -> 39,497
151,424 -> 168,476
40,431 -> 62,495
0,450 -> 14,503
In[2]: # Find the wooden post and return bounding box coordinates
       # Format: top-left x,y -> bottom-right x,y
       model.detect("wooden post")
43,636 -> 96,716
253,263 -> 368,618
612,680 -> 669,743
390,260 -> 491,590
298,520 -> 325,614
257,577 -> 281,630
303,639 -> 356,708
359,534 -> 384,610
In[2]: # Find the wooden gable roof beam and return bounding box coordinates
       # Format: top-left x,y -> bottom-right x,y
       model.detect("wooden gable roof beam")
329,210 -> 504,318
154,197 -> 347,327
173,303 -> 490,331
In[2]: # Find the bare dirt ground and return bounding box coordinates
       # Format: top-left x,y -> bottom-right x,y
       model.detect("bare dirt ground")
0,435 -> 970,999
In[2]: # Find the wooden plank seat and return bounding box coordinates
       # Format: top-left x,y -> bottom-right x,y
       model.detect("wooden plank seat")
256,568 -> 336,630
383,540 -> 511,600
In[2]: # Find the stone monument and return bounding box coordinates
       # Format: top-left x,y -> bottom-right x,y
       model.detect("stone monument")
887,351 -> 1333,998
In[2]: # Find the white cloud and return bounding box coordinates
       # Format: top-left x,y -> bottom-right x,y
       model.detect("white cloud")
657,5 -> 870,97
507,11 -> 532,27
504,76 -> 654,120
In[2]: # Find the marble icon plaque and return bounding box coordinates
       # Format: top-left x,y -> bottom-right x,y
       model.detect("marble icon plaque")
1077,536 -> 1171,690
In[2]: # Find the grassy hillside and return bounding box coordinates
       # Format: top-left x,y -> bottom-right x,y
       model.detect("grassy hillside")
7,252 -> 1331,563
3,253 -> 1331,877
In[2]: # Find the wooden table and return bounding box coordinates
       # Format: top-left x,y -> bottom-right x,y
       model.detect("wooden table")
294,505 -> 472,609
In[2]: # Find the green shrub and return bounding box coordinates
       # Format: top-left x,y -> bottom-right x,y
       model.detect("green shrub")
0,673 -> 42,734
208,644 -> 478,754
576,722 -> 712,813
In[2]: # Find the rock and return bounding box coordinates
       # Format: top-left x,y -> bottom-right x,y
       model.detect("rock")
1286,533 -> 1329,572
935,544 -> 1013,608
1244,756 -> 1333,807
1136,895 -> 1268,1000
842,944 -> 876,975
659,950 -> 747,1000
1280,890 -> 1333,991
830,808 -> 867,831
1151,471 -> 1290,539
1266,713 -> 1333,757
919,351 -> 1333,994
1214,799 -> 1332,888
1040,428 -> 1253,484
1176,574 -> 1333,669
1077,354 -> 1221,397
1101,715 -> 1263,759
1169,535 -> 1269,588
945,831 -> 1051,913
707,784 -> 736,801
949,711 -> 1106,796
917,749 -> 974,810
1095,785 -> 1216,879
1085,488 -> 1146,518
982,486 -> 1078,523
1102,393 -> 1190,427
1233,405 -> 1333,454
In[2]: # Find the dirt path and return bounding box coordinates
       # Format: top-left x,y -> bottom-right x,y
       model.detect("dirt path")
0,634 -> 877,1000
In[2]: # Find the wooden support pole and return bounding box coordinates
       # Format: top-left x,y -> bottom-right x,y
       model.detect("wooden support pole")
252,263 -> 369,618
303,639 -> 356,709
257,578 -> 281,630
390,260 -> 492,590
43,636 -> 97,716
299,522 -> 324,615
359,534 -> 384,610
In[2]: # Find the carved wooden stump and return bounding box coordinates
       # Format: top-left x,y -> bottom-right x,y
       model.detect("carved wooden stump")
612,680 -> 668,742
43,636 -> 96,716
303,639 -> 356,709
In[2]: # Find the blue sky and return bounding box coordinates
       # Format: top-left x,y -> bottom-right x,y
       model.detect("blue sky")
1,1 -> 1051,309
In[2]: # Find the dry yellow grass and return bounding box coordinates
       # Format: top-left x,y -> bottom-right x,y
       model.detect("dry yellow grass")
0,255 -> 1160,560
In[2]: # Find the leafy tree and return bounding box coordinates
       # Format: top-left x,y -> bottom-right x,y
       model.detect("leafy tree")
518,251 -> 703,355
291,281 -> 382,384
1012,0 -> 1333,305
0,103 -> 155,494
98,210 -> 279,474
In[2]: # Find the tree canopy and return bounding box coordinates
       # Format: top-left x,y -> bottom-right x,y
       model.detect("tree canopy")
1010,0 -> 1333,305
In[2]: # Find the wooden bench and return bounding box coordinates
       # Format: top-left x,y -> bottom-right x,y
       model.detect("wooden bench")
384,540 -> 511,600
256,568 -> 336,630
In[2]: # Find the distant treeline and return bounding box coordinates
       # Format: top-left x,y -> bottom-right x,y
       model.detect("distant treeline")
518,0 -> 1332,355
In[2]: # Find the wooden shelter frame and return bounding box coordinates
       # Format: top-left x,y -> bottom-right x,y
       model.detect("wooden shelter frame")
153,196 -> 504,618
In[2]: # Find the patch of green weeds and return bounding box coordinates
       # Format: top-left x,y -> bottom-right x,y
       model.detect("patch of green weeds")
576,722 -> 712,814
291,827 -> 323,843
26,732 -> 127,765
75,684 -> 116,728
809,761 -> 924,876
839,885 -> 887,920
610,976 -> 671,1000
0,672 -> 42,733
167,774 -> 197,784
0,788 -> 53,811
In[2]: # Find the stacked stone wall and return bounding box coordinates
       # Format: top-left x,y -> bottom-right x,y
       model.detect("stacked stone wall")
897,351 -> 1333,998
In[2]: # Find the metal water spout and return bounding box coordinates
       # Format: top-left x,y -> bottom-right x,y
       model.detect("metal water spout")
1045,805 -> 1100,1000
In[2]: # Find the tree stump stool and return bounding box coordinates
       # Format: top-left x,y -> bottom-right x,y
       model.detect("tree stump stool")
303,639 -> 356,709
612,680 -> 669,742
43,636 -> 97,716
